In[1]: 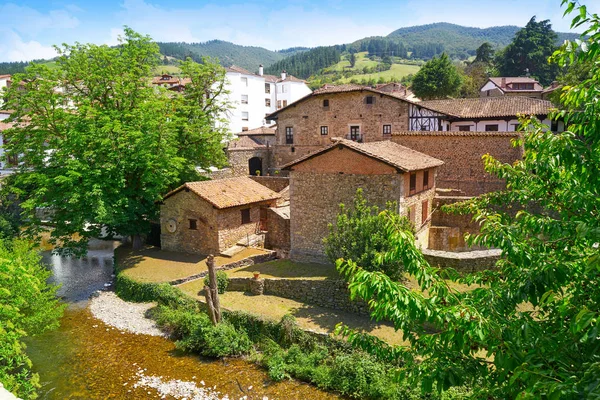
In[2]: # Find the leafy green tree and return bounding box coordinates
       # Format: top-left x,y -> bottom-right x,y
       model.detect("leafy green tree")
2,28 -> 230,255
349,52 -> 357,68
496,17 -> 558,85
0,239 -> 65,399
324,190 -> 412,282
411,53 -> 462,99
458,61 -> 490,97
335,2 -> 600,398
474,42 -> 494,64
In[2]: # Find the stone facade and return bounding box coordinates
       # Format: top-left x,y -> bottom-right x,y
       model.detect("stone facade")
271,91 -> 410,167
429,195 -> 485,252
160,190 -> 277,255
249,176 -> 290,192
392,132 -> 523,196
265,206 -> 290,253
422,248 -> 502,273
226,148 -> 271,177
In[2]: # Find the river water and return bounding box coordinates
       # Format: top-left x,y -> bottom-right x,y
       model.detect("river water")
25,241 -> 338,400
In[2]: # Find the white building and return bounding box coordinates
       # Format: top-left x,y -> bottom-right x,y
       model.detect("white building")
221,65 -> 311,134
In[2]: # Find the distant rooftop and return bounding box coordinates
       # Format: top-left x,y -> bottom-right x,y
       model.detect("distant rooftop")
418,96 -> 555,119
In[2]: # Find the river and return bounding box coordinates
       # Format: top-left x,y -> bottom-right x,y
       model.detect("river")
25,241 -> 338,400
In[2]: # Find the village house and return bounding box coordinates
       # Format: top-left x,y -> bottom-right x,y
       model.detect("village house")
479,77 -> 544,99
282,138 -> 443,262
224,125 -> 276,177
219,65 -> 312,134
160,176 -> 280,255
152,73 -> 182,88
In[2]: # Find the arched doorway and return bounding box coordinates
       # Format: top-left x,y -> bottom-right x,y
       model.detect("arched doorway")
249,157 -> 263,176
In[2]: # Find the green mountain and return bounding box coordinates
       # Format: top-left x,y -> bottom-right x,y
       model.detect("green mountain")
386,22 -> 581,59
157,40 -> 286,72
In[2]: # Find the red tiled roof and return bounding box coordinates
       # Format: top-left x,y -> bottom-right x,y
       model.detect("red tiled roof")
152,75 -> 179,85
418,97 -> 555,119
0,74 -> 11,80
236,126 -> 275,136
393,131 -> 521,137
488,77 -> 543,92
0,121 -> 14,131
226,65 -> 252,75
164,177 -> 280,209
227,136 -> 266,150
282,138 -> 443,172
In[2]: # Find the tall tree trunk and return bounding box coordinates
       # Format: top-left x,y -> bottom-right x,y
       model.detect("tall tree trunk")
205,285 -> 217,325
206,254 -> 221,324
132,234 -> 143,250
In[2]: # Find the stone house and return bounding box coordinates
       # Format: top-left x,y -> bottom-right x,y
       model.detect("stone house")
225,125 -> 276,177
266,84 -> 414,167
282,138 -> 444,262
160,177 -> 280,255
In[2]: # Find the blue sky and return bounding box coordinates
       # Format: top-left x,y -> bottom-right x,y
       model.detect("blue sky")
1,0 -> 597,62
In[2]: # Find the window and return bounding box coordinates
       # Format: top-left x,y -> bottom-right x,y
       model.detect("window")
281,85 -> 287,93
409,173 -> 416,194
265,98 -> 271,107
551,120 -> 559,132
277,100 -> 282,109
241,209 -> 251,224
458,125 -> 471,131
242,112 -> 249,121
323,99 -> 330,108
265,83 -> 271,94
241,77 -> 248,86
350,126 -> 360,141
365,95 -> 375,105
408,205 -> 416,224
421,200 -> 429,224
285,127 -> 293,144
188,219 -> 197,230
320,126 -> 328,135
242,127 -> 249,131
241,94 -> 248,104
383,124 -> 392,135
282,100 -> 288,107
511,123 -> 520,131
423,170 -> 429,189
485,124 -> 499,131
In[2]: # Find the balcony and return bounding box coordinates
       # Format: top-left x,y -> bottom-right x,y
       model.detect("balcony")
345,133 -> 363,143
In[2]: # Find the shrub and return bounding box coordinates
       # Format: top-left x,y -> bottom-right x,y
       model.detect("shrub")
178,322 -> 252,358
115,273 -> 199,312
203,271 -> 228,294
152,305 -> 211,338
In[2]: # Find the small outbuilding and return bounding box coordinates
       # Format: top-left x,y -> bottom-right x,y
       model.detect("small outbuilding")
282,138 -> 444,262
160,177 -> 280,255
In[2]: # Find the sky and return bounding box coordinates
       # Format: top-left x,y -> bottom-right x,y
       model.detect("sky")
1,0 -> 597,62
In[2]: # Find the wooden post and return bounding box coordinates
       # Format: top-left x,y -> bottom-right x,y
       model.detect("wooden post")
206,254 -> 221,324
204,285 -> 217,325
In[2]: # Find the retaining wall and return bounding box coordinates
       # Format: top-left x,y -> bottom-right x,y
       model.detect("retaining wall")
422,248 -> 501,273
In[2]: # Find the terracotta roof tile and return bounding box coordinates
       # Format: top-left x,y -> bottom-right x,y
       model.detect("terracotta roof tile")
488,77 -> 543,92
392,131 -> 521,137
0,75 -> 11,80
0,121 -> 14,131
418,97 -> 555,119
164,177 -> 280,209
226,65 -> 253,75
282,138 -> 443,172
152,75 -> 179,85
236,126 -> 275,136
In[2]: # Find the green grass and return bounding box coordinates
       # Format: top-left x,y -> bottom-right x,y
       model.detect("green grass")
153,65 -> 182,75
341,63 -> 420,83
226,259 -> 339,280
325,52 -> 378,73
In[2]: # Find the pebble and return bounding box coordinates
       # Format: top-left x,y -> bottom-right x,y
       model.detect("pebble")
89,291 -> 166,337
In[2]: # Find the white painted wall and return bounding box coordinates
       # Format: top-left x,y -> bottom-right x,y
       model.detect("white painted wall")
450,118 -> 562,132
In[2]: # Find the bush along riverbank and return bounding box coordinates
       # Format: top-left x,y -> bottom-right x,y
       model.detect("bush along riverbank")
115,273 -> 471,399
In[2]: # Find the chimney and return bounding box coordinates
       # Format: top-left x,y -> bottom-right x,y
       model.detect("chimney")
501,77 -> 506,88
281,70 -> 287,80
258,64 -> 263,76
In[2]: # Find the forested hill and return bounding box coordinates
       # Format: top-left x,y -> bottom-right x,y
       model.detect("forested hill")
387,22 -> 581,59
157,40 -> 286,71
264,46 -> 343,79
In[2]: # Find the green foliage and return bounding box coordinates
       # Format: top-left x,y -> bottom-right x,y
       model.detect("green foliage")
2,28 -> 230,256
115,273 -> 199,312
151,304 -> 211,338
496,17 -> 559,85
203,270 -> 229,294
411,53 -> 462,100
178,321 -> 253,358
474,42 -> 494,64
0,239 -> 65,399
335,2 -> 600,398
324,189 -> 412,281
157,40 -> 286,72
264,46 -> 342,79
458,61 -> 491,98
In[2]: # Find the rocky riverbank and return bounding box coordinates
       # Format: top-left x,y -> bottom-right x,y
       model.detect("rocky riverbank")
89,291 -> 166,337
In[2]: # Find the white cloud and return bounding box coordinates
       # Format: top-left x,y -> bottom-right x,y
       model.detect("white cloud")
0,3 -> 79,36
0,30 -> 58,62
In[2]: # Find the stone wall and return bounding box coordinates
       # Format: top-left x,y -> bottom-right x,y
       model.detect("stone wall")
272,91 -> 410,167
250,176 -> 290,192
226,277 -> 370,315
265,206 -> 290,252
392,131 -> 523,196
217,202 -> 274,251
429,196 -> 485,251
290,171 -> 402,262
226,148 -> 271,177
160,191 -> 220,254
422,248 -> 501,273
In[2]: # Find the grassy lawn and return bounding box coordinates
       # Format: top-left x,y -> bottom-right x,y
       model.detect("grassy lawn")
153,65 -> 182,75
116,245 -> 268,283
324,52 -> 378,73
226,259 -> 339,280
341,63 -> 420,83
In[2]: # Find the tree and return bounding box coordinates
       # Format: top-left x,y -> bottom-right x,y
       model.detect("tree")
335,2 -> 600,397
458,61 -> 490,97
323,190 -> 412,282
410,53 -> 462,99
0,239 -> 65,399
349,52 -> 357,68
496,17 -> 558,85
474,42 -> 494,64
2,28 -> 230,255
